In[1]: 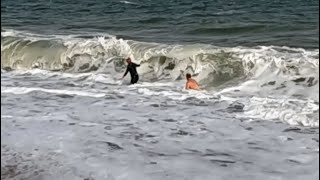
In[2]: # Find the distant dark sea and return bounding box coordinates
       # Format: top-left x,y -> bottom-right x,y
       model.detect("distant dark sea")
1,0 -> 319,48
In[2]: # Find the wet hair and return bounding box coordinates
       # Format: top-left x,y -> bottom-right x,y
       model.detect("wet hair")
186,73 -> 191,79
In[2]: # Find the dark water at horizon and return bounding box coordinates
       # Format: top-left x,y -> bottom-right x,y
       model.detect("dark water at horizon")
1,0 -> 319,48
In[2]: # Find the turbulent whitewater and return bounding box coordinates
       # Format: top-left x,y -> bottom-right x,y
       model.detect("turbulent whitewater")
1,30 -> 319,126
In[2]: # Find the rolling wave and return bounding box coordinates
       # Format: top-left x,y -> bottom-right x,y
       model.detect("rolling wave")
1,30 -> 319,100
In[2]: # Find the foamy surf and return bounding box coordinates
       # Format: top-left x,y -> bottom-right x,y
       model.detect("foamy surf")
237,97 -> 319,127
1,87 -> 106,98
2,30 -> 318,100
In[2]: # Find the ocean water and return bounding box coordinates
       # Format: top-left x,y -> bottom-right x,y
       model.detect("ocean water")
1,0 -> 319,179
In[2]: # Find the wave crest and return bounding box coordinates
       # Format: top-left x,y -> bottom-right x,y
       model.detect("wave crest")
1,30 -> 319,100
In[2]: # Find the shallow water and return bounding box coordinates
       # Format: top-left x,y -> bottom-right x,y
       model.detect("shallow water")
1,70 -> 319,179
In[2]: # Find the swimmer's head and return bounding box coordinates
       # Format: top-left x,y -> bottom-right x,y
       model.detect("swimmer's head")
186,73 -> 191,80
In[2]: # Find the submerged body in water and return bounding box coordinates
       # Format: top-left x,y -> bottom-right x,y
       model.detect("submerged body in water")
185,73 -> 200,90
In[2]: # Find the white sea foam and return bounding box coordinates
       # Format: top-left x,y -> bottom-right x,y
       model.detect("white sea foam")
1,87 -> 105,98
120,1 -> 137,5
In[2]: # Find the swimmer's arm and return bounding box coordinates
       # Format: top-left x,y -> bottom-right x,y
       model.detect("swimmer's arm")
195,81 -> 201,90
195,80 -> 200,86
122,66 -> 129,78
185,82 -> 189,90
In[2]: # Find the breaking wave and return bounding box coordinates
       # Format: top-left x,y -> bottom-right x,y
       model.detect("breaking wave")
1,29 -> 319,101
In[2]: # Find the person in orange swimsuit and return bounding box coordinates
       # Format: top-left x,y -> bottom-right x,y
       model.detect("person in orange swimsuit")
185,73 -> 200,90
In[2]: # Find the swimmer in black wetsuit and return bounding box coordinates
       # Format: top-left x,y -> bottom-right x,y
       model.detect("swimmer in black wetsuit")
121,57 -> 140,84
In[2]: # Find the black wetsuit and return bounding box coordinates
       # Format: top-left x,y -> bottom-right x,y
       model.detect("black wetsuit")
123,63 -> 140,84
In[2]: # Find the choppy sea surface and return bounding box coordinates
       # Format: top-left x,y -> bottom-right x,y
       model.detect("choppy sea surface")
1,0 -> 319,179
